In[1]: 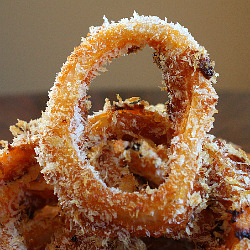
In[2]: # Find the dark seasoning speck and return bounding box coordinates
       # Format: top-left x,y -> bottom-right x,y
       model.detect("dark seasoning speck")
198,57 -> 215,80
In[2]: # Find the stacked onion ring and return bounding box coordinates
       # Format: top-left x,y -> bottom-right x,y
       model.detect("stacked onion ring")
0,119 -> 146,249
38,13 -> 218,239
0,120 -> 60,249
1,14 -> 249,249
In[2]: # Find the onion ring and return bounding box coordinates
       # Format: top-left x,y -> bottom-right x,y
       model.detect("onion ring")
0,124 -> 145,249
38,14 -> 218,237
47,218 -> 147,250
0,120 -> 58,249
63,99 -> 250,248
86,98 -> 171,190
82,100 -> 250,248
1,111 -> 249,248
185,136 -> 250,248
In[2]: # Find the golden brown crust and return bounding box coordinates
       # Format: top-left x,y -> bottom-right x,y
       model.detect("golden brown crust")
1,14 -> 249,250
1,109 -> 249,249
38,14 -> 218,238
0,120 -> 58,249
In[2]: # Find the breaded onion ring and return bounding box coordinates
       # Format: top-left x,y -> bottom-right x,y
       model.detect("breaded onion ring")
38,13 -> 218,237
47,217 -> 147,250
0,120 -> 58,249
79,100 -> 250,248
185,136 -> 250,249
84,99 -> 171,194
0,121 -> 146,249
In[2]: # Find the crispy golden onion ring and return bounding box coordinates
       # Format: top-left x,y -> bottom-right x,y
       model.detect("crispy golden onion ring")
85,99 -> 171,192
0,120 -> 58,249
0,125 -> 146,250
1,114 -> 249,249
186,137 -> 250,249
38,14 -> 218,237
81,101 -> 250,248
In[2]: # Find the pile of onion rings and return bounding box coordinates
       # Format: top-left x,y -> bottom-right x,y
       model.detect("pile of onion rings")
0,120 -> 146,249
0,120 -> 60,249
38,13 -> 218,239
0,14 -> 249,249
1,102 -> 249,249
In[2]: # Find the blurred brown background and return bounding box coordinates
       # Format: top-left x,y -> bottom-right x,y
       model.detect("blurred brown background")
0,1 -> 249,151
0,0 -> 249,94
